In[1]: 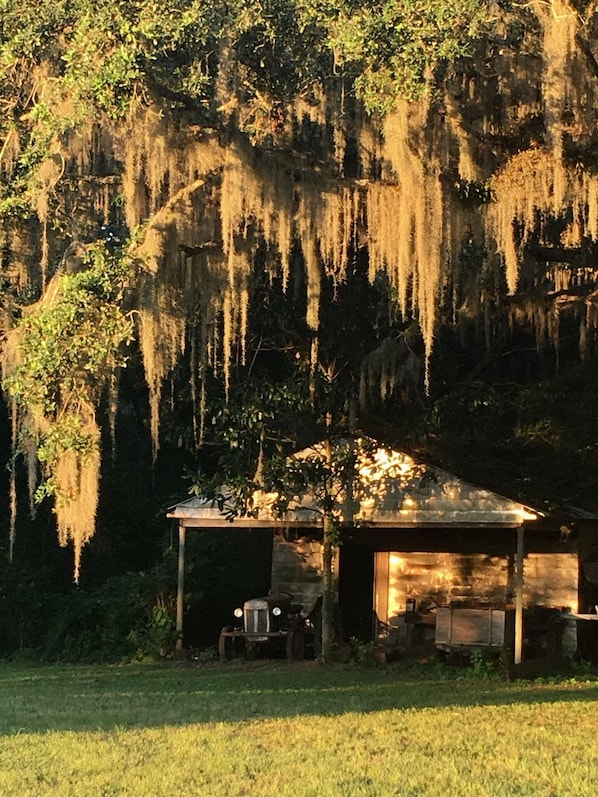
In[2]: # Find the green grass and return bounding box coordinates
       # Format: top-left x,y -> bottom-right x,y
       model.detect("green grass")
0,661 -> 597,796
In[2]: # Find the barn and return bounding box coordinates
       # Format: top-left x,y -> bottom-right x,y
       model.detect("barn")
168,439 -> 598,663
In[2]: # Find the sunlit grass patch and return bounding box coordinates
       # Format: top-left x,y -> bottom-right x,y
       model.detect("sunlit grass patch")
0,662 -> 596,796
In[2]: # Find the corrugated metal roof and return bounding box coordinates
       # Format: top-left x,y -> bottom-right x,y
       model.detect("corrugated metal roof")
168,438 -> 539,528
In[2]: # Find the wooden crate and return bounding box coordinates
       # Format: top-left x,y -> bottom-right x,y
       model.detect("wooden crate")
435,606 -> 514,649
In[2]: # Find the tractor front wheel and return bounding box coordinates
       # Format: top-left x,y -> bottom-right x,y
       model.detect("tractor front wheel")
218,627 -> 237,661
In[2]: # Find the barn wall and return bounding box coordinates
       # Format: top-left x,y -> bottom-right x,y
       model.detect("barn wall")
376,550 -> 579,627
377,552 -> 512,625
270,534 -> 580,654
270,534 -> 323,616
523,553 -> 578,610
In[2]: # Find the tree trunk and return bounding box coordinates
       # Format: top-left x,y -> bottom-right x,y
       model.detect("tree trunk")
321,513 -> 336,664
320,429 -> 337,664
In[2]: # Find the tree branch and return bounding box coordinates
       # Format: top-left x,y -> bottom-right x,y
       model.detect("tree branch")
527,243 -> 598,267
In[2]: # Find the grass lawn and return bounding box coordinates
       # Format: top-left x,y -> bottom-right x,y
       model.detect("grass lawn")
0,660 -> 597,796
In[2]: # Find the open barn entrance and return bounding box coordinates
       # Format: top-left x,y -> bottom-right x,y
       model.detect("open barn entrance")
338,544 -> 375,643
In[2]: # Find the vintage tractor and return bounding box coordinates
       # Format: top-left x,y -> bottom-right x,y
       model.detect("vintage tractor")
218,591 -> 310,660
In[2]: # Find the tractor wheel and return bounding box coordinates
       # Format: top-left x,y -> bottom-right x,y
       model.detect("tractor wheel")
286,627 -> 305,661
218,627 -> 237,661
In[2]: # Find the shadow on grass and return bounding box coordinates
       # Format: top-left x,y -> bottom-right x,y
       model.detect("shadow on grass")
0,660 -> 597,735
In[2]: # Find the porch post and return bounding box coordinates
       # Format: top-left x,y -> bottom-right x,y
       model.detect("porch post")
374,552 -> 390,630
176,523 -> 186,652
514,525 -> 525,664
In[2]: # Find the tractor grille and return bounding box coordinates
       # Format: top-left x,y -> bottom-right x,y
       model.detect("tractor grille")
243,599 -> 270,634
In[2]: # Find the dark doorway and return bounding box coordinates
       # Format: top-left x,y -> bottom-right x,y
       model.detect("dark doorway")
339,545 -> 375,642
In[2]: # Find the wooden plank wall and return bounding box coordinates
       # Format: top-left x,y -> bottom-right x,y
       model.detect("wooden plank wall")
377,551 -> 578,626
523,553 -> 578,609
270,535 -> 324,616
271,535 -> 580,654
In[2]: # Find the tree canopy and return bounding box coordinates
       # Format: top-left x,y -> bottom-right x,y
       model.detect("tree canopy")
2,0 -> 598,575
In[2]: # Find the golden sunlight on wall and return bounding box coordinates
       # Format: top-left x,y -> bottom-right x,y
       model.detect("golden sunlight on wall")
523,553 -> 578,611
375,550 -> 579,627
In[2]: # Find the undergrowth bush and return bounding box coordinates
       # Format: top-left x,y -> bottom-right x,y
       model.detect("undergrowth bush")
0,554 -> 179,663
44,571 -> 177,662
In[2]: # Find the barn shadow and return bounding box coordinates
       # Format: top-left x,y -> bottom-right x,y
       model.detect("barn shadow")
1,661 -> 597,735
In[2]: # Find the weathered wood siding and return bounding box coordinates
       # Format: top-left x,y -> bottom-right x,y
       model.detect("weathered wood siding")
271,536 -> 580,653
377,552 -> 512,624
270,535 -> 324,616
522,553 -> 578,609
376,551 -> 578,626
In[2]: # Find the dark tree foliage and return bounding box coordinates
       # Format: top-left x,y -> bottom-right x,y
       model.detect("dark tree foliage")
2,1 -> 598,658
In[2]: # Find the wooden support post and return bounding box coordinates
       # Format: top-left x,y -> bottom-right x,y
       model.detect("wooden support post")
514,526 -> 525,665
176,523 -> 186,653
374,551 -> 390,631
